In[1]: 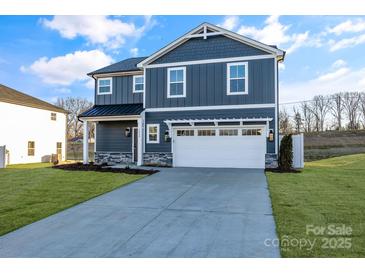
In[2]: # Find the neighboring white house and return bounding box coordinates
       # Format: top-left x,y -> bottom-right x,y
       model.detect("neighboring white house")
0,84 -> 67,165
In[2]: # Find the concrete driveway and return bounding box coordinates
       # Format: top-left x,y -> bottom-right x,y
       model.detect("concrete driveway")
0,168 -> 280,258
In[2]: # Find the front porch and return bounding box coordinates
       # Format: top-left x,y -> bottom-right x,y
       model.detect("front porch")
78,104 -> 144,166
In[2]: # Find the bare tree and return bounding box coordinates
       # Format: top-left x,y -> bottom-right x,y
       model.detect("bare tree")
56,97 -> 93,139
343,92 -> 361,130
279,108 -> 292,134
309,95 -> 330,132
292,106 -> 302,133
329,93 -> 345,130
358,93 -> 365,129
300,102 -> 314,132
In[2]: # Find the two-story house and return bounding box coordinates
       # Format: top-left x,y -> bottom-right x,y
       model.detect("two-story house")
79,23 -> 285,169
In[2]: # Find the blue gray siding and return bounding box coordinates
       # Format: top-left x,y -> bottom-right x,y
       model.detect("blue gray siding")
145,108 -> 276,154
145,58 -> 275,108
95,75 -> 143,105
96,121 -> 137,152
151,35 -> 268,64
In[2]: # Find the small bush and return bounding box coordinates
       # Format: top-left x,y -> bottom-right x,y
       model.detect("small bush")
279,134 -> 293,171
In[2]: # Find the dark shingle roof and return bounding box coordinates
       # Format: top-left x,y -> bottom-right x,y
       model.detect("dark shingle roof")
88,57 -> 147,76
0,84 -> 67,113
78,104 -> 144,118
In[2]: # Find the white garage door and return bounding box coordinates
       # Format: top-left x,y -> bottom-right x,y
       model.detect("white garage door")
173,127 -> 266,169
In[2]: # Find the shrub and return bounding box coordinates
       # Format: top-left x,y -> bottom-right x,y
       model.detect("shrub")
279,134 -> 293,171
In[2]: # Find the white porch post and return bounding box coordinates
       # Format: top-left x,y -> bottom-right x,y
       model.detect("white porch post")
137,118 -> 143,166
83,120 -> 89,164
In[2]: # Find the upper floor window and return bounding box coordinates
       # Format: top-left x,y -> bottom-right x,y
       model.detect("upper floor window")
51,112 -> 57,121
227,62 -> 248,95
167,67 -> 186,98
133,75 -> 144,93
97,77 -> 112,95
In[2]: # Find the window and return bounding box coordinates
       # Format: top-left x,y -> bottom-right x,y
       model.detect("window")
219,129 -> 238,136
51,112 -> 57,121
147,124 -> 160,143
133,75 -> 144,93
167,67 -> 186,98
227,62 -> 248,95
242,128 -> 263,136
176,129 -> 194,136
198,129 -> 216,136
97,78 -> 112,95
28,141 -> 35,156
56,142 -> 62,155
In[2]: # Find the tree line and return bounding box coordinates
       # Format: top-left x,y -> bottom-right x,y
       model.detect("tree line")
279,92 -> 365,134
55,97 -> 94,140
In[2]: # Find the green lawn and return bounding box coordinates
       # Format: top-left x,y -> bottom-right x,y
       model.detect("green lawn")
267,154 -> 365,257
0,163 -> 146,236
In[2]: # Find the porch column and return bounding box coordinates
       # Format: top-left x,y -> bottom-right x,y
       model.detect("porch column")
137,118 -> 143,166
83,120 -> 89,164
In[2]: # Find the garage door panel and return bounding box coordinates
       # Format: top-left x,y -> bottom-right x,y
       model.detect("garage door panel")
174,129 -> 266,169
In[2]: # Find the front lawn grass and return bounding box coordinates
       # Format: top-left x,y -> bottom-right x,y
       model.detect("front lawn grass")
0,163 -> 146,236
267,154 -> 365,257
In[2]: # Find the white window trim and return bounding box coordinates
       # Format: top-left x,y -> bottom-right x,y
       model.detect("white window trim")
147,124 -> 160,144
133,75 -> 144,93
97,77 -> 112,95
167,67 -> 186,98
226,62 -> 248,95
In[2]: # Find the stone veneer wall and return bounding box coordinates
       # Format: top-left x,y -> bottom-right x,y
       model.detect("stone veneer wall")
95,152 -> 133,165
265,153 -> 278,168
143,152 -> 173,167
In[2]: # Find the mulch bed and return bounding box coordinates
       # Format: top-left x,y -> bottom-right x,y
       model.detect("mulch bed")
52,162 -> 158,175
265,168 -> 302,173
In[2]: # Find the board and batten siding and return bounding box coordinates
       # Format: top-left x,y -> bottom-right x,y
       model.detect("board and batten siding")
95,121 -> 137,152
145,58 -> 275,108
144,108 -> 276,154
94,75 -> 143,105
151,35 -> 268,64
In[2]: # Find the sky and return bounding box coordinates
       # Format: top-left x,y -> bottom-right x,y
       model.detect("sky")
1,15 -> 365,105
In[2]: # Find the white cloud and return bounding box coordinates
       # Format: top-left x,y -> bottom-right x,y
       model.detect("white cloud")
279,63 -> 285,70
331,59 -> 347,69
21,50 -> 113,86
316,67 -> 350,82
219,16 -> 240,31
232,15 -> 317,54
329,33 -> 365,51
327,18 -> 365,35
130,47 -> 139,57
54,87 -> 71,94
41,16 -> 154,49
280,65 -> 365,103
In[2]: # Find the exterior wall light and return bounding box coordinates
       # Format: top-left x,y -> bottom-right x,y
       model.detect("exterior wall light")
125,127 -> 131,137
164,130 -> 171,142
268,129 -> 274,142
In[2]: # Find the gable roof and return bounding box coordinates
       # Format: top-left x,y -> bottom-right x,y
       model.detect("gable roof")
0,84 -> 67,113
138,22 -> 285,67
88,57 -> 146,76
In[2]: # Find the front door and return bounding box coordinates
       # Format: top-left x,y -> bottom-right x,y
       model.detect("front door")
132,128 -> 138,163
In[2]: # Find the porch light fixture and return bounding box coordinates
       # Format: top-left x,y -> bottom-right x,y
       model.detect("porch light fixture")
125,127 -> 131,137
164,130 -> 171,142
268,129 -> 274,142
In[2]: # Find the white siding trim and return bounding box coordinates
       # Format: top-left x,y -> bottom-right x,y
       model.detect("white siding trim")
144,54 -> 274,69
274,59 -> 279,154
97,77 -> 112,95
145,103 -> 275,112
226,62 -> 249,95
146,124 -> 160,144
167,67 -> 186,98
